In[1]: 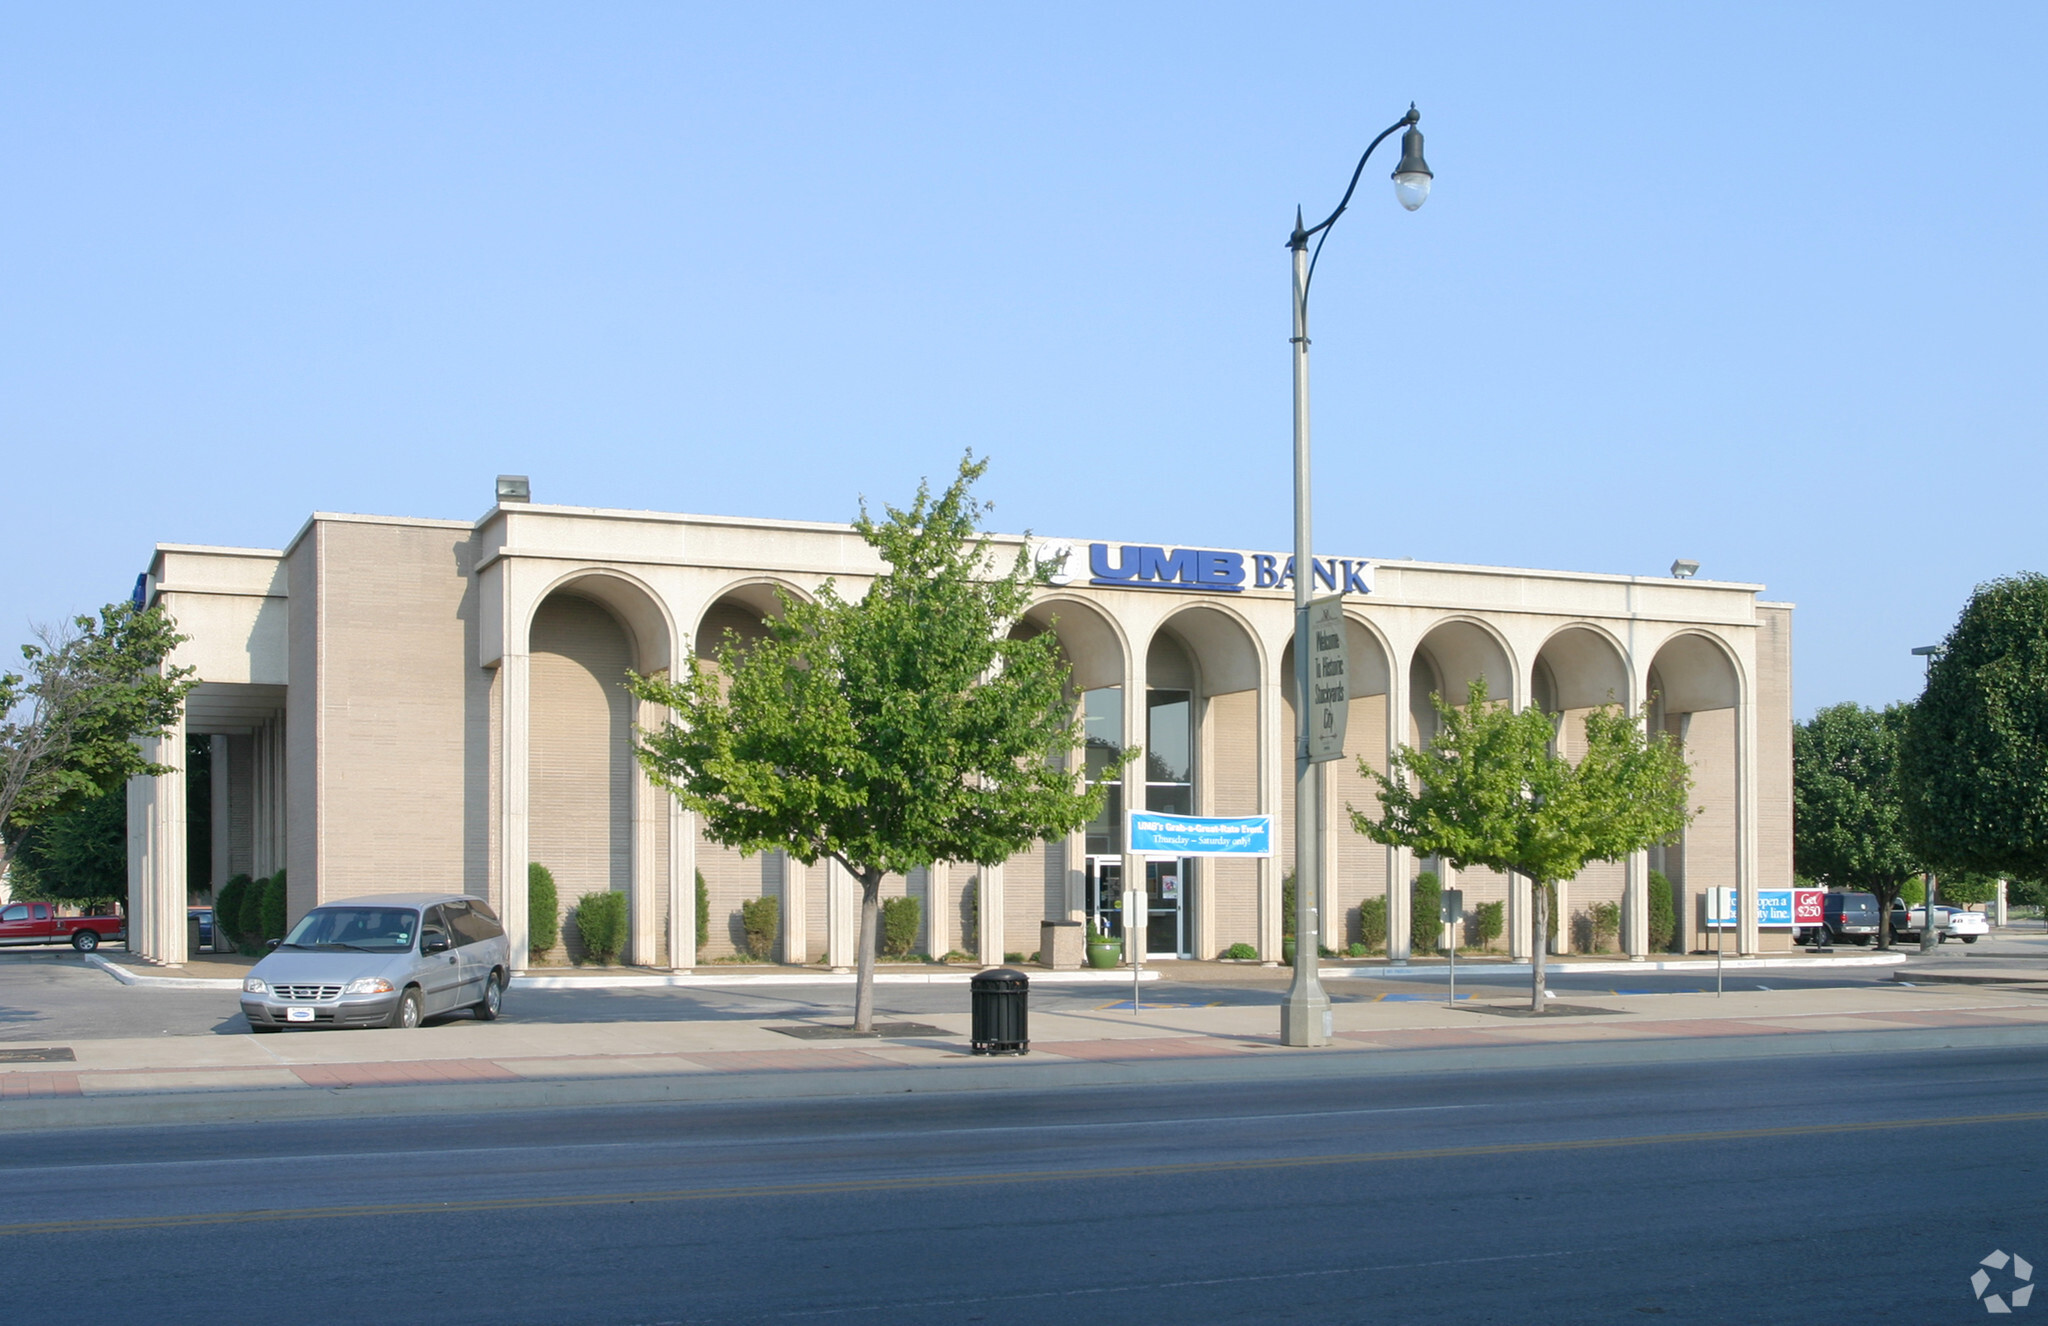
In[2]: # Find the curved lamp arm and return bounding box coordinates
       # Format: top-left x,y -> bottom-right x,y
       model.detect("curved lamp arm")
1290,104 -> 1423,314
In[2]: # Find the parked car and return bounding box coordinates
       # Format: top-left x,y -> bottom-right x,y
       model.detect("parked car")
0,901 -> 126,951
1890,901 -> 1988,944
239,893 -> 509,1032
1796,891 -> 1882,947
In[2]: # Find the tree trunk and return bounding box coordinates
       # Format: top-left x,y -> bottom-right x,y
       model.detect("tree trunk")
1530,878 -> 1549,1014
853,870 -> 883,1033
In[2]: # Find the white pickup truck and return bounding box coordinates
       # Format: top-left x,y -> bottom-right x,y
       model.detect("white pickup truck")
1890,902 -> 1988,944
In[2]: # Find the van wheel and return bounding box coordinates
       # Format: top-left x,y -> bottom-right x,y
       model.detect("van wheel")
388,988 -> 424,1030
474,972 -> 504,1021
71,931 -> 99,952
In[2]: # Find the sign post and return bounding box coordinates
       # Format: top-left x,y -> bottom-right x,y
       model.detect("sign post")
1709,887 -> 1738,997
1442,888 -> 1464,1008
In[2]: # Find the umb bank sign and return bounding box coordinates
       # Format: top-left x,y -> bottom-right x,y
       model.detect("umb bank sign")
1032,540 -> 1375,596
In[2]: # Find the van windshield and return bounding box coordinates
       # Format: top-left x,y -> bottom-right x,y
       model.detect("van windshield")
282,907 -> 419,952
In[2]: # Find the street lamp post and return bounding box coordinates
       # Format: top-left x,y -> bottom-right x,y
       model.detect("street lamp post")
1280,106 -> 1432,1048
1912,645 -> 1942,953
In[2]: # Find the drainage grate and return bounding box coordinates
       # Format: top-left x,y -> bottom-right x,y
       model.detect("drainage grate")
0,1047 -> 77,1063
769,1023 -> 950,1040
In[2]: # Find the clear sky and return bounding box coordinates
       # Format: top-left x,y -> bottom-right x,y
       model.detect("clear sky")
3,3 -> 2042,716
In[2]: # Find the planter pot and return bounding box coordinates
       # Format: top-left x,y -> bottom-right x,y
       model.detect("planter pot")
1085,938 -> 1123,970
1282,937 -> 1297,965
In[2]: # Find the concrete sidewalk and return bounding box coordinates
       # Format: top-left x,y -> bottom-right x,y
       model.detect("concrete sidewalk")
8,975 -> 2048,1131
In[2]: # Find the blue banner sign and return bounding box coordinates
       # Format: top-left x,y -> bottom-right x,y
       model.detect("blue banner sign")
1705,888 -> 1821,928
1086,544 -> 1373,595
1128,811 -> 1274,858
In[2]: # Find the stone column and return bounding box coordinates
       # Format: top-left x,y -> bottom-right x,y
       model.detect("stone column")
976,863 -> 1006,966
499,652 -> 532,970
825,858 -> 853,971
1737,689 -> 1760,957
1625,849 -> 1650,960
925,862 -> 951,960
1260,665 -> 1285,965
1552,879 -> 1570,955
1385,661 -> 1411,963
629,697 -> 663,967
1120,651 -> 1147,966
209,734 -> 229,897
1508,871 -> 1532,961
125,716 -> 188,965
671,805 -> 695,970
781,853 -> 807,966
1318,761 -> 1343,953
1996,879 -> 2009,929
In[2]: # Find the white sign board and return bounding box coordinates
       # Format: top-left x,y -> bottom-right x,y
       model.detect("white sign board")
1306,596 -> 1349,763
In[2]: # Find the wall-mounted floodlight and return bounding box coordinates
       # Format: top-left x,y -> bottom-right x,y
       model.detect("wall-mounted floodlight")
497,475 -> 531,504
1670,559 -> 1700,579
1911,645 -> 1940,658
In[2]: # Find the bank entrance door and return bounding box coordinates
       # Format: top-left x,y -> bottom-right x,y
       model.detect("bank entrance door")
1085,856 -> 1189,959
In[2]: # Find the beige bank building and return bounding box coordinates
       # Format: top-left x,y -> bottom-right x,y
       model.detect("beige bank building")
123,488 -> 1793,970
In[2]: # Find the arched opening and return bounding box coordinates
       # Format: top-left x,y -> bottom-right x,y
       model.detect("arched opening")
1407,620 -> 1518,955
1279,616 -> 1393,954
1646,633 -> 1743,954
689,581 -> 810,963
1534,626 -> 1633,954
528,590 -> 641,964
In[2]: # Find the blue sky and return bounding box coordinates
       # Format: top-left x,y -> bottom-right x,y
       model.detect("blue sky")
3,3 -> 2042,716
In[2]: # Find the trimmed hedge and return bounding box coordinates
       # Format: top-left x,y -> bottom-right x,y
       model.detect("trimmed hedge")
237,873 -> 267,947
880,895 -> 920,957
214,874 -> 251,947
1648,869 -> 1676,951
1412,871 -> 1442,954
575,891 -> 629,965
1590,900 -> 1621,952
1470,900 -> 1505,948
740,896 -> 779,960
528,863 -> 560,958
1359,896 -> 1388,951
260,871 -> 287,941
695,869 -> 709,960
1221,942 -> 1258,960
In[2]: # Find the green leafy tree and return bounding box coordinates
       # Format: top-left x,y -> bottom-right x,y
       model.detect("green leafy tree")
632,455 -> 1118,1031
1351,680 -> 1693,1012
1902,574 -> 2048,882
6,789 -> 126,906
1794,702 -> 1920,949
0,603 -> 195,879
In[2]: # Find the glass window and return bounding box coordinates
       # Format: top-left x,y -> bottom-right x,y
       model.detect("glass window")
421,906 -> 450,949
281,907 -> 419,953
1083,687 -> 1125,854
1,904 -> 25,922
447,901 -> 505,946
32,904 -> 49,920
1146,691 -> 1192,784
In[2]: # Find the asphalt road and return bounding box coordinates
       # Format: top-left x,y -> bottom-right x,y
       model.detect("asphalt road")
3,1041 -> 2042,1323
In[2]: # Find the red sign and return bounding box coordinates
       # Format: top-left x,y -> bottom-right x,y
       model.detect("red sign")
1793,888 -> 1824,925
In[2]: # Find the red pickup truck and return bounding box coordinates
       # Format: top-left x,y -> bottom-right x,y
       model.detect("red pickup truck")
0,901 -> 126,951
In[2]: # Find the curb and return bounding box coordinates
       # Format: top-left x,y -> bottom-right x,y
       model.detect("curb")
1327,952 -> 1910,979
85,954 -> 244,991
512,968 -> 1161,989
1893,970 -> 2048,988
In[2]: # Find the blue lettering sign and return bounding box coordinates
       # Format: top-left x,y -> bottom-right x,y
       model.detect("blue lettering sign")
1085,545 -> 1366,596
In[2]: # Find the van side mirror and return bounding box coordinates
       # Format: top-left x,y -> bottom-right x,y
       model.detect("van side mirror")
423,934 -> 451,955
267,938 -> 281,950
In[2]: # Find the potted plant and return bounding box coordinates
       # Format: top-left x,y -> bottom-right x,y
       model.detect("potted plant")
1085,917 -> 1122,969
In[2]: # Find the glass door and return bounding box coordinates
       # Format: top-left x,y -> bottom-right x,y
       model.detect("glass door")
1146,859 -> 1189,958
1086,857 -> 1124,944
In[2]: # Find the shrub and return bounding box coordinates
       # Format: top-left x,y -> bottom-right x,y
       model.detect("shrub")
1544,882 -> 1559,947
1412,871 -> 1442,955
1359,897 -> 1388,951
238,873 -> 267,947
1004,951 -> 1027,964
880,895 -> 920,957
695,869 -> 709,960
259,871 -> 287,941
528,863 -> 560,959
1648,870 -> 1675,951
575,891 -> 629,964
213,874 -> 250,946
740,896 -> 780,960
962,876 -> 979,953
1221,942 -> 1258,960
1590,900 -> 1621,952
1347,941 -> 1367,957
1281,870 -> 1296,939
1469,900 -> 1505,949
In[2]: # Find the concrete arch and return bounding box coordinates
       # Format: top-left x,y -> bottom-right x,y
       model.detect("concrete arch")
1149,602 -> 1266,697
692,576 -> 815,655
1647,630 -> 1744,713
1019,594 -> 1129,694
1534,622 -> 1632,713
1412,616 -> 1518,708
528,567 -> 677,675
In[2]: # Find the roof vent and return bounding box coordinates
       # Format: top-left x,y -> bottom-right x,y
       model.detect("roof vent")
496,475 -> 531,504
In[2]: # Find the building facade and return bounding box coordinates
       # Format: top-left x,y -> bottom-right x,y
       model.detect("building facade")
125,497 -> 1794,968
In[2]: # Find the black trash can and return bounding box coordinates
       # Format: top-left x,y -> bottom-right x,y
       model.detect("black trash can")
970,967 -> 1030,1055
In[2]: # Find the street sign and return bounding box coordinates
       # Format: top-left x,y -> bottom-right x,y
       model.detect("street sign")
1306,595 -> 1349,763
1440,888 -> 1464,923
